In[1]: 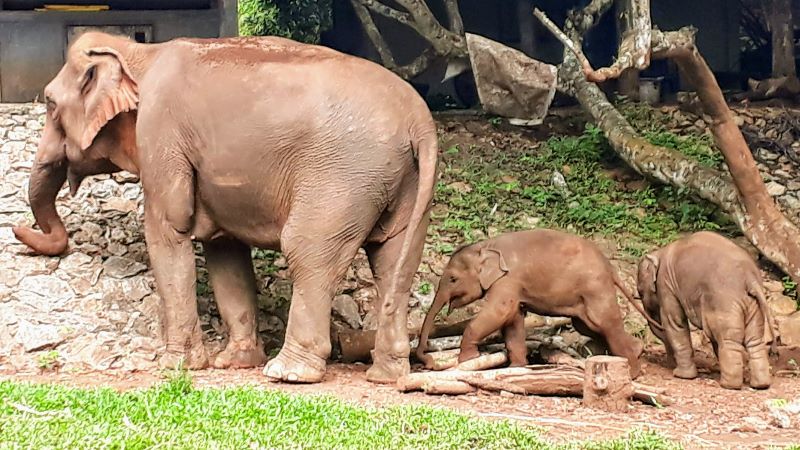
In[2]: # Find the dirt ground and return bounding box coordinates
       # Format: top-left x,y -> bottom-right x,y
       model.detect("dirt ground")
3,347 -> 799,449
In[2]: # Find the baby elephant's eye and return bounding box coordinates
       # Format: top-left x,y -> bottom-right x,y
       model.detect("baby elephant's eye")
449,276 -> 457,283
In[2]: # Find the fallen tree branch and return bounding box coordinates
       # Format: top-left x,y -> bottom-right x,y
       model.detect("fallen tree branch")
538,3 -> 800,283
399,364 -> 672,405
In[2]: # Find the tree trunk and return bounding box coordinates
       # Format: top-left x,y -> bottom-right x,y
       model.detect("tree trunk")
765,0 -> 796,78
582,356 -> 633,412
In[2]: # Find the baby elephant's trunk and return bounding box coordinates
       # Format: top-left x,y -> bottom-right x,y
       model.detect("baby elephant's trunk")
415,289 -> 451,368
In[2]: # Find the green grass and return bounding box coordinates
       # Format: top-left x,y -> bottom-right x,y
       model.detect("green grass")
0,374 -> 679,450
431,119 -> 734,260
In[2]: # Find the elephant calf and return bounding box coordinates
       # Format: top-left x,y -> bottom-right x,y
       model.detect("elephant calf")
416,229 -> 657,378
637,231 -> 776,389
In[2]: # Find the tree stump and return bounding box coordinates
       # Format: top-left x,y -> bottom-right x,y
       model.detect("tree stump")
582,356 -> 633,412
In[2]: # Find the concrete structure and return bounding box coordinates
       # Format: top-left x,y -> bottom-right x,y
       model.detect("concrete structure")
0,0 -> 238,102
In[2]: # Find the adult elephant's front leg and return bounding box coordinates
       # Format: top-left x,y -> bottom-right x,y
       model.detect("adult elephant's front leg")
144,205 -> 209,370
204,238 -> 267,369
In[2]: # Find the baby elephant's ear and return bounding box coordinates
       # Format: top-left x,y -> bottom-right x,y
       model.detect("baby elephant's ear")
478,247 -> 509,290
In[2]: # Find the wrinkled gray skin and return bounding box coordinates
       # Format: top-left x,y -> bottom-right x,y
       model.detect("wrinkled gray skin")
417,229 -> 652,378
637,231 -> 776,389
13,32 -> 438,384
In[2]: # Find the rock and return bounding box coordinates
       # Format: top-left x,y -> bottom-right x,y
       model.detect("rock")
778,312 -> 800,346
16,275 -> 74,310
332,294 -> 362,329
102,197 -> 137,213
103,256 -> 147,279
551,170 -> 569,193
764,280 -> 786,294
768,293 -> 798,317
121,278 -> 152,302
258,315 -> 285,334
16,320 -> 63,352
465,33 -> 557,124
766,181 -> 787,196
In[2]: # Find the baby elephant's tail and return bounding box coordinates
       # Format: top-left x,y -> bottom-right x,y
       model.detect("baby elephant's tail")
612,272 -> 664,332
748,280 -> 778,354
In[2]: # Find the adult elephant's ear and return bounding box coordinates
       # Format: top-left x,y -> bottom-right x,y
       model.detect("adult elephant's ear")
80,47 -> 139,150
478,247 -> 509,290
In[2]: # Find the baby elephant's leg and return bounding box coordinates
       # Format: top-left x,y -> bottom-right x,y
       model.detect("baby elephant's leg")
460,292 -> 519,364
706,303 -> 746,389
743,300 -> 771,389
502,311 -> 527,366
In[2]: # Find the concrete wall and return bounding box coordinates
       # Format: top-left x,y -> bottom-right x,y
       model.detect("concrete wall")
0,4 -> 236,102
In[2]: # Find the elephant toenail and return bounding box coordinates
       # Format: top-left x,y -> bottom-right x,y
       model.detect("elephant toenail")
287,373 -> 298,382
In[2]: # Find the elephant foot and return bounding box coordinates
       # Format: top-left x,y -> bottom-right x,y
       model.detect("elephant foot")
158,344 -> 209,370
213,339 -> 268,369
263,343 -> 326,383
457,347 -> 480,364
719,376 -> 743,390
366,351 -> 410,384
748,364 -> 772,390
673,364 -> 698,380
627,358 -> 642,379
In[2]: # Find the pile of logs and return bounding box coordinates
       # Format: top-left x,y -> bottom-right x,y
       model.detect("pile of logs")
397,352 -> 673,412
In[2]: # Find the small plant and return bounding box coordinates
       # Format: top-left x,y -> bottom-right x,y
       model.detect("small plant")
445,145 -> 460,155
36,350 -> 61,372
160,360 -> 194,396
783,276 -> 798,301
417,281 -> 433,295
488,116 -> 502,127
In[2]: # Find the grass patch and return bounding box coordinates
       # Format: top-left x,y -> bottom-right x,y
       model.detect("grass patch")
432,120 -> 734,260
0,376 -> 679,450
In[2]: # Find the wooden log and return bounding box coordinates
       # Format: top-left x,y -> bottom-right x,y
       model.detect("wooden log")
501,366 -> 584,396
632,383 -> 674,407
582,356 -> 633,412
422,379 -> 476,395
425,349 -> 460,371
457,376 -> 528,395
454,352 -> 508,371
396,367 -> 533,392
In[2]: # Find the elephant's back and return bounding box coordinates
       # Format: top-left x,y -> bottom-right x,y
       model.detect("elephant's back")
504,229 -> 615,280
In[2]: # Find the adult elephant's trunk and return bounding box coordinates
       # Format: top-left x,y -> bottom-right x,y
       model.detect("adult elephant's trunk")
414,288 -> 452,368
13,134 -> 69,256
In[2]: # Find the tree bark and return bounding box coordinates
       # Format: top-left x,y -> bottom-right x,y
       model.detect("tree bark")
542,2 -> 800,283
764,0 -> 796,78
350,0 -> 467,79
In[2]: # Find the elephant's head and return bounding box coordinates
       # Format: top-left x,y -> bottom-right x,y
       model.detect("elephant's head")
636,252 -> 661,310
13,32 -> 143,256
415,242 -> 509,367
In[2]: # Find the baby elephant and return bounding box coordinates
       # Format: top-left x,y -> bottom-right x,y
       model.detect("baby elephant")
416,229 -> 656,378
637,231 -> 776,389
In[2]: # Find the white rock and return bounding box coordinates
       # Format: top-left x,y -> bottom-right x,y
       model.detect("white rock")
766,181 -> 787,196
16,319 -> 63,352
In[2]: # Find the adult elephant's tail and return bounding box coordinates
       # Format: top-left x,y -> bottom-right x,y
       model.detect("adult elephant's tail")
612,271 -> 664,332
366,122 -> 438,382
384,128 -> 438,314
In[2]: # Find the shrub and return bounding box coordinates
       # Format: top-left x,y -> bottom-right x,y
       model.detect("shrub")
238,0 -> 333,43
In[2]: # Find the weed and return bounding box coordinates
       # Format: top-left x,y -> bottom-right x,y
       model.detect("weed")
417,281 -> 433,295
36,351 -> 61,372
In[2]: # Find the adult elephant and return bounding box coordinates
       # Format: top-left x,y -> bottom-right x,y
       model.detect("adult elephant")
13,32 -> 438,384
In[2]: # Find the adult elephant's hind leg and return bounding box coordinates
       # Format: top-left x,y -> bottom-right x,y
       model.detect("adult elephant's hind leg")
204,237 -> 267,369
364,214 -> 430,383
263,216 -> 366,383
